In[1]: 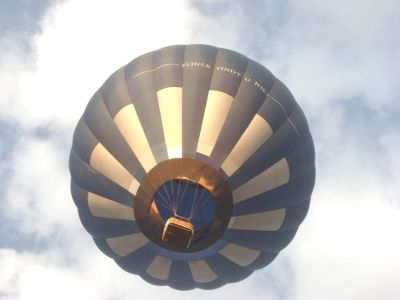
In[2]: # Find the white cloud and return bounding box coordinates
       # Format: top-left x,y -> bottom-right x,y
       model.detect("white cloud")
4,135 -> 76,237
289,199 -> 400,300
0,0 -> 194,129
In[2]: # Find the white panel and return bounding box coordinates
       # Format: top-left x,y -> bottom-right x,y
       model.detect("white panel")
233,158 -> 290,204
221,114 -> 273,176
129,179 -> 140,196
219,243 -> 260,267
228,208 -> 286,231
90,143 -> 140,195
114,104 -> 157,172
197,90 -> 234,156
106,233 -> 149,257
188,260 -> 218,283
145,255 -> 172,280
88,192 -> 134,220
157,87 -> 182,159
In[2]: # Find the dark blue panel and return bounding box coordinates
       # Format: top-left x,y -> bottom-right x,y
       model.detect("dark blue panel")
168,260 -> 196,290
72,117 -> 98,163
70,180 -> 88,210
287,140 -> 315,179
78,209 -> 139,238
257,96 -> 288,132
209,48 -> 248,96
258,78 -> 297,131
268,78 -> 296,113
153,45 -> 185,89
100,68 -> 132,118
193,152 -> 213,165
288,104 -> 312,139
70,150 -> 133,207
124,51 -> 154,78
223,228 -> 298,252
280,200 -> 311,230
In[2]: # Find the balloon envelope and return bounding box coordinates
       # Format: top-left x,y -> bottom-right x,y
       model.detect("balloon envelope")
70,44 -> 315,290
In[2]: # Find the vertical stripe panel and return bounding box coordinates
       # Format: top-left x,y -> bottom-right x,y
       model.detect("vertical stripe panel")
182,45 -> 218,158
197,91 -> 234,156
145,256 -> 172,280
157,87 -> 183,158
88,192 -> 134,220
90,143 -> 140,195
233,158 -> 289,203
228,208 -> 286,231
189,260 -> 218,283
113,104 -> 157,172
106,233 -> 149,257
221,114 -> 273,176
124,52 -> 169,163
219,243 -> 261,267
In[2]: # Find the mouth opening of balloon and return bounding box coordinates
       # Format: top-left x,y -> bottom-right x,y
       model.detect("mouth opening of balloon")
153,179 -> 216,248
134,158 -> 233,252
153,179 -> 216,229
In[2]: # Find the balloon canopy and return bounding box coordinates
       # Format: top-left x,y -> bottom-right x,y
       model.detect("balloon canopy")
69,44 -> 315,290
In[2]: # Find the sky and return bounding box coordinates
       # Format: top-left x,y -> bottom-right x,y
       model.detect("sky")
0,0 -> 400,299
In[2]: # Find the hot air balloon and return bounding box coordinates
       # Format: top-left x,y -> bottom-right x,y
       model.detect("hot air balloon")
70,44 -> 315,290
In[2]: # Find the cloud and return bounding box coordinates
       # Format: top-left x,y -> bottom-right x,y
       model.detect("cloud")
1,0 -> 400,299
0,0 -> 194,129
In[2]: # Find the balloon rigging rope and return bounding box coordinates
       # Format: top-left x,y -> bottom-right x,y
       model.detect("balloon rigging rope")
143,168 -> 174,212
154,196 -> 176,212
189,181 -> 200,220
153,165 -> 175,213
189,163 -> 209,221
175,178 -> 182,215
177,179 -> 191,216
147,162 -> 215,222
167,160 -> 176,213
194,190 -> 208,210
161,183 -> 175,213
268,94 -> 299,136
190,187 -> 208,220
155,189 -> 174,212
